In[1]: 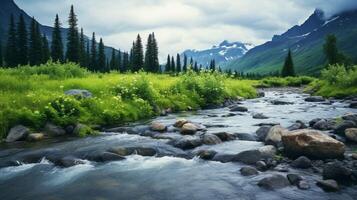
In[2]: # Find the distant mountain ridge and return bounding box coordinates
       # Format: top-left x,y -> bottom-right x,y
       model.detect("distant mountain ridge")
224,9 -> 357,75
0,0 -> 118,58
182,40 -> 254,66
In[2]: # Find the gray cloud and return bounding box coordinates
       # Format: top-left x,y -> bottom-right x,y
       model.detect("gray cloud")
14,0 -> 357,61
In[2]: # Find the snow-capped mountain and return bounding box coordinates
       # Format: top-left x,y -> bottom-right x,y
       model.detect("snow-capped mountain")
182,41 -> 254,66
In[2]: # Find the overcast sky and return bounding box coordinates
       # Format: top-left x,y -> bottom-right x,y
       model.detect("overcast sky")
15,0 -> 357,60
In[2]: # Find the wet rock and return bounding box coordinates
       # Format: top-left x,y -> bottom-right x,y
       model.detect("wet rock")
73,123 -> 96,136
88,152 -> 126,162
258,145 -> 277,157
345,128 -> 357,142
257,91 -> 265,97
44,123 -> 66,136
316,180 -> 339,192
108,147 -> 134,156
196,150 -> 217,160
65,89 -> 92,98
222,113 -> 237,117
342,113 -> 357,123
270,100 -> 293,105
256,161 -> 268,171
132,147 -> 157,156
235,133 -> 257,141
275,165 -> 289,172
212,154 -> 235,163
282,129 -> 345,159
232,150 -> 269,165
174,119 -> 189,128
256,126 -> 272,141
58,156 -> 86,167
213,132 -> 236,141
312,119 -> 332,131
180,123 -> 198,135
229,105 -> 248,112
257,174 -> 290,190
171,137 -> 202,150
150,122 -> 167,132
202,134 -> 222,145
297,180 -> 310,190
352,153 -> 357,160
309,118 -> 322,127
287,174 -> 302,185
350,102 -> 357,109
305,96 -> 325,102
252,113 -> 269,119
265,125 -> 287,146
291,156 -> 312,169
27,133 -> 45,142
287,121 -> 306,131
333,120 -> 356,135
322,162 -> 352,183
255,122 -> 280,126
240,166 -> 259,176
6,125 -> 30,142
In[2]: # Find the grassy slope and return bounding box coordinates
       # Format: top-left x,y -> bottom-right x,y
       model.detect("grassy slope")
0,62 -> 257,139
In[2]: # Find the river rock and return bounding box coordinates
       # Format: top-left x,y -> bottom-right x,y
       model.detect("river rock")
229,105 -> 248,112
44,123 -> 66,136
65,89 -> 92,98
240,166 -> 259,176
291,156 -> 312,169
171,137 -> 202,150
287,174 -> 303,185
265,125 -> 287,146
180,123 -> 198,135
282,129 -> 345,159
212,154 -> 235,163
270,100 -> 293,105
73,123 -> 96,136
88,152 -> 126,162
256,126 -> 272,141
6,125 -> 31,142
316,180 -> 339,192
287,121 -> 306,131
256,161 -> 268,171
196,150 -> 217,160
232,150 -> 268,165
342,113 -> 357,123
258,145 -> 277,157
202,134 -> 222,145
309,118 -> 322,127
174,119 -> 188,128
108,147 -> 134,156
350,102 -> 357,109
132,147 -> 157,156
345,128 -> 357,142
253,113 -> 269,119
257,174 -> 290,190
305,96 -> 325,102
150,122 -> 167,132
27,133 -> 45,142
236,133 -> 257,141
334,120 -> 356,135
213,132 -> 236,141
58,156 -> 86,167
313,119 -> 332,130
322,161 -> 352,183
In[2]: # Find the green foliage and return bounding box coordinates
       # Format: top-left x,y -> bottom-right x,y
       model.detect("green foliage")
44,96 -> 81,126
260,76 -> 315,87
281,50 -> 295,77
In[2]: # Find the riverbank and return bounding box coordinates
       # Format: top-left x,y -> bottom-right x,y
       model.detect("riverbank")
0,62 -> 257,140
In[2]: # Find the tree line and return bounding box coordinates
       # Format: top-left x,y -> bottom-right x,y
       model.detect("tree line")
0,5 -> 160,73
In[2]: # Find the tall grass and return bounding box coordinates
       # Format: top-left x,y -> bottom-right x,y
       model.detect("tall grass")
0,63 -> 257,139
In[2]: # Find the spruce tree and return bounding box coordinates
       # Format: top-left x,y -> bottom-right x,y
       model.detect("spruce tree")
117,51 -> 122,71
176,54 -> 181,73
281,49 -> 295,77
0,43 -> 3,67
133,34 -> 144,71
29,18 -> 43,66
194,61 -> 198,72
97,38 -> 106,72
323,34 -> 338,65
166,54 -> 171,72
51,14 -> 64,62
16,14 -> 28,65
190,57 -> 193,66
90,32 -> 97,71
110,48 -> 116,70
41,35 -> 50,63
144,33 -> 153,71
129,42 -> 135,70
183,54 -> 187,72
79,28 -> 86,67
66,5 -> 80,63
151,33 -> 159,72
85,41 -> 90,68
122,52 -> 129,72
171,56 -> 175,73
5,14 -> 17,67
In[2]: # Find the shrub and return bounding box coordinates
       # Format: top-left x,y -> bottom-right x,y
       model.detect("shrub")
43,96 -> 81,126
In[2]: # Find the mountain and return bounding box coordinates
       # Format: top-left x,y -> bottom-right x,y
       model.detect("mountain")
0,0 -> 118,58
182,41 -> 254,66
225,9 -> 357,75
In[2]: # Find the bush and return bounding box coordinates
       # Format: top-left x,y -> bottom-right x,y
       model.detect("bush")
260,76 -> 315,87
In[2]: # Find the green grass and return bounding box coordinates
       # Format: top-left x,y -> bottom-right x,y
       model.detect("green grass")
258,76 -> 316,87
0,62 -> 257,139
306,64 -> 357,98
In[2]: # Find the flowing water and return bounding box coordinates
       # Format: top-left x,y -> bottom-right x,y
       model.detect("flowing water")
0,88 -> 357,200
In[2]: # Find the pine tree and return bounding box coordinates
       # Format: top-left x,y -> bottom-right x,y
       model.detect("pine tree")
66,5 -> 80,63
129,42 -> 135,70
51,14 -> 64,62
97,38 -> 106,72
176,54 -> 181,73
79,28 -> 86,67
281,49 -> 295,77
151,33 -> 159,72
190,57 -> 193,66
16,14 -> 28,65
85,41 -> 90,68
122,52 -> 129,72
132,34 -> 144,71
144,33 -> 153,72
5,14 -> 18,67
90,32 -> 97,71
117,51 -> 122,71
323,34 -> 338,65
183,54 -> 187,72
41,35 -> 50,63
194,61 -> 198,72
110,48 -> 116,70
29,18 -> 43,66
171,56 -> 175,73
166,54 -> 171,72
0,42 -> 3,67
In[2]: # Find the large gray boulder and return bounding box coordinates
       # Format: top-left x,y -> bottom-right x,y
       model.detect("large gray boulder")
322,162 -> 352,183
265,125 -> 287,146
334,120 -> 356,135
180,123 -> 198,135
240,166 -> 259,176
65,89 -> 92,98
345,128 -> 357,142
232,149 -> 271,165
44,123 -> 66,136
6,125 -> 30,142
202,134 -> 222,145
256,126 -> 272,141
257,174 -> 290,190
282,129 -> 345,159
171,137 -> 202,150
